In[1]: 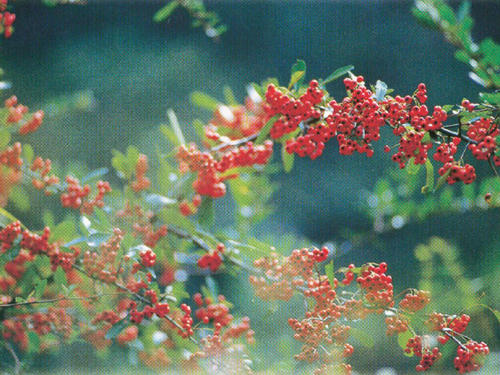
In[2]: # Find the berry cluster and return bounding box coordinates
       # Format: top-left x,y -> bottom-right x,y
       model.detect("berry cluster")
0,0 -> 15,38
139,247 -> 157,267
399,290 -> 430,312
83,229 -> 124,283
197,243 -> 225,272
177,140 -> 273,198
454,341 -> 489,374
356,262 -> 394,308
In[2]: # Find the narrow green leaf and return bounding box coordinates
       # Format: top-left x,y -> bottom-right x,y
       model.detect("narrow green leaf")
406,160 -> 421,175
255,115 -> 280,144
398,330 -> 414,356
198,196 -> 214,229
0,129 -> 10,150
434,169 -> 451,193
34,279 -> 47,299
105,318 -> 129,339
167,109 -> 185,145
153,1 -> 179,23
54,266 -> 68,287
27,331 -> 40,354
189,91 -> 220,111
457,1 -> 471,22
288,59 -> 306,90
206,275 -> 219,298
324,260 -> 335,288
223,86 -> 238,106
422,159 -> 435,194
319,65 -> 355,86
281,145 -> 294,173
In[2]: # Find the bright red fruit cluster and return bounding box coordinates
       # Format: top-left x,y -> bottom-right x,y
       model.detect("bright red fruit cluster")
197,243 -> 225,272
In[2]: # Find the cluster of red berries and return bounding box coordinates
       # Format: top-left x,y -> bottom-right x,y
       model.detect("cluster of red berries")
467,118 -> 499,162
178,303 -> 194,338
384,316 -> 409,336
341,263 -> 356,285
0,219 -> 21,253
131,154 -> 150,193
60,176 -> 91,209
133,223 -> 168,248
438,162 -> 476,185
177,140 -> 273,198
193,293 -> 232,326
416,347 -> 442,372
116,326 -> 138,346
399,290 -> 431,312
356,262 -> 394,308
437,314 -> 471,345
434,138 -> 460,163
179,194 -> 202,216
83,229 -> 124,283
30,156 -> 59,191
265,80 -> 324,139
0,141 -> 23,169
207,97 -> 269,140
139,248 -> 156,268
197,243 -> 225,272
0,0 -> 15,38
416,83 -> 428,104
454,341 -> 489,374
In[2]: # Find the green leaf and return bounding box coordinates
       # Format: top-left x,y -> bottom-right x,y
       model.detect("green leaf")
422,159 -> 435,194
153,1 -> 179,23
350,327 -> 375,348
319,65 -> 355,86
105,318 -> 129,339
324,259 -> 335,287
167,109 -> 185,145
206,275 -> 219,298
34,279 -> 47,299
479,92 -> 500,105
198,197 -> 214,229
398,330 -> 414,356
53,266 -> 68,287
406,160 -> 421,175
457,1 -> 471,22
22,143 -> 34,164
27,331 -> 40,354
434,168 -> 451,193
189,91 -> 220,111
288,59 -> 306,90
81,168 -> 109,183
281,146 -> 294,173
255,115 -> 280,144
223,86 -> 238,106
0,129 -> 10,150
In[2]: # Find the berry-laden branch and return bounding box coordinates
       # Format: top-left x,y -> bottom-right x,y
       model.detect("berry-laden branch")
0,57 -> 497,374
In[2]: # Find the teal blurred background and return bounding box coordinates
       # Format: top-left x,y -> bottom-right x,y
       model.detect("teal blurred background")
2,1 -> 500,373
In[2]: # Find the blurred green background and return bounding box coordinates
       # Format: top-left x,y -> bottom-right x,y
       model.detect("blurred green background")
2,0 -> 500,373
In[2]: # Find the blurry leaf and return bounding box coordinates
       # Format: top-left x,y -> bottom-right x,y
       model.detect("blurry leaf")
92,207 -> 112,232
206,275 -> 219,298
190,91 -> 220,111
53,266 -> 67,287
9,186 -> 30,211
27,331 -> 40,354
288,59 -> 306,90
324,260 -> 335,287
88,232 -> 112,247
64,236 -> 87,247
434,169 -> 451,193
457,1 -> 471,22
22,143 -> 34,164
160,125 -> 181,147
398,330 -> 414,356
167,109 -> 185,145
255,115 -> 280,144
105,318 -> 129,339
198,197 -> 214,229
479,92 -> 500,105
223,86 -> 238,106
320,65 -> 355,86
81,168 -> 109,183
153,1 -> 179,23
34,279 -> 47,299
0,129 -> 10,150
422,159 -> 435,194
144,194 -> 176,212
281,146 -> 294,173
374,80 -> 388,102
350,327 -> 374,348
406,160 -> 421,175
